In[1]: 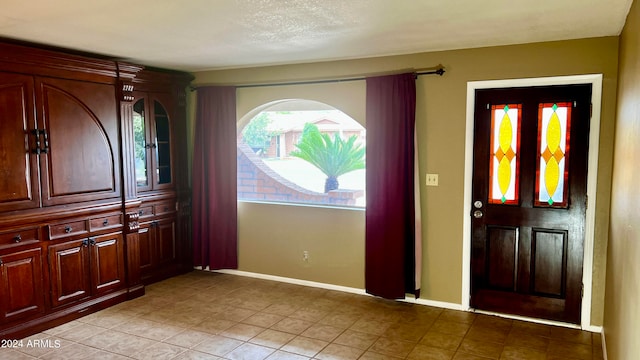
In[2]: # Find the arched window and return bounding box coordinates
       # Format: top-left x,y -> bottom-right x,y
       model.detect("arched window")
237,99 -> 365,208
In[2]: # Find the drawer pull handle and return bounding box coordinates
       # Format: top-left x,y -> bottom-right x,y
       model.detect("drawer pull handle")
103,219 -> 109,226
13,234 -> 21,243
64,226 -> 72,233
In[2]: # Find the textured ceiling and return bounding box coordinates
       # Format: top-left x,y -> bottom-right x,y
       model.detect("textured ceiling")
0,0 -> 633,71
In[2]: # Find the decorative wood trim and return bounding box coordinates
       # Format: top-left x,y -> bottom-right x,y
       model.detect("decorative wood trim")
0,201 -> 122,228
0,42 -> 118,84
0,288 -> 128,340
132,68 -> 193,93
119,82 -> 135,103
125,212 -> 140,233
116,62 -> 144,81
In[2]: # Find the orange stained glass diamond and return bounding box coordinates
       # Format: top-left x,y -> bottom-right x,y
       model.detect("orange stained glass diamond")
542,147 -> 564,163
494,146 -> 515,162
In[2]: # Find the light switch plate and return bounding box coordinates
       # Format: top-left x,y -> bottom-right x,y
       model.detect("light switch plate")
426,173 -> 439,186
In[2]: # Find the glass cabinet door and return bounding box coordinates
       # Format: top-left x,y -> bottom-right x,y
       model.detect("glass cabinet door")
133,99 -> 149,189
153,100 -> 172,186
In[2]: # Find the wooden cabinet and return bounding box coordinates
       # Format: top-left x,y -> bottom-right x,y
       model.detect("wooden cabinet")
0,247 -> 45,324
48,238 -> 92,308
48,216 -> 125,308
47,232 -> 125,308
138,201 -> 178,283
128,69 -> 192,285
0,227 -> 44,325
0,41 -> 191,339
0,73 -> 40,212
133,92 -> 175,192
0,72 -> 120,213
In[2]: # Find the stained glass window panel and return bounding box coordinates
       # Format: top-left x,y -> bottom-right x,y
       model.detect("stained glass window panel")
489,104 -> 521,205
535,102 -> 571,207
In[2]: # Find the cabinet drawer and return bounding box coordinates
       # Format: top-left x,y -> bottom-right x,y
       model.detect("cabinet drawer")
0,227 -> 40,249
49,220 -> 88,239
154,202 -> 175,216
89,214 -> 123,232
138,206 -> 154,219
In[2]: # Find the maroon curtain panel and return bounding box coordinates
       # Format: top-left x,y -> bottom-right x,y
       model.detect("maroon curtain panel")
365,73 -> 417,299
192,86 -> 238,269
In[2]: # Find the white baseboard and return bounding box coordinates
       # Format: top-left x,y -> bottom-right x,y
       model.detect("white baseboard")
205,268 -> 600,332
401,294 -> 465,311
213,269 -> 369,296
210,269 -> 463,310
471,309 -> 602,333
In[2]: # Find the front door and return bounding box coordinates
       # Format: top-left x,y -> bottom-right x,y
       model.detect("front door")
470,84 -> 591,324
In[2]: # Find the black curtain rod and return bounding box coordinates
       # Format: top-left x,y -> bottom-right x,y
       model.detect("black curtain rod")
190,67 -> 445,91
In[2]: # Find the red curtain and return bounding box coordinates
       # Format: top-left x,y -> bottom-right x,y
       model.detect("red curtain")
365,73 -> 418,299
192,86 -> 238,269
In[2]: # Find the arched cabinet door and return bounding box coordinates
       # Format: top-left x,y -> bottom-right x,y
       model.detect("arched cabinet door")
133,97 -> 151,192
152,97 -> 174,189
36,77 -> 121,206
133,91 -> 175,193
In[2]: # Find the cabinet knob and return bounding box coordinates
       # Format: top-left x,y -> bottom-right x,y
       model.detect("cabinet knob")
164,206 -> 169,211
139,210 -> 144,215
82,239 -> 89,247
89,238 -> 96,246
103,219 -> 109,226
64,226 -> 72,233
13,234 -> 21,243
0,259 -> 3,265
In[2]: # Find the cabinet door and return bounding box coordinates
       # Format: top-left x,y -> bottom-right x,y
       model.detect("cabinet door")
133,92 -> 176,193
35,77 -> 121,206
0,72 -> 40,212
150,94 -> 175,190
0,248 -> 45,324
138,223 -> 154,279
90,233 -> 125,295
48,240 -> 91,308
132,94 -> 152,192
156,218 -> 176,266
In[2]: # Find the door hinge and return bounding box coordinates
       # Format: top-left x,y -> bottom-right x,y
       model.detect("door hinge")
486,103 -> 490,110
581,283 -> 584,298
590,103 -> 593,119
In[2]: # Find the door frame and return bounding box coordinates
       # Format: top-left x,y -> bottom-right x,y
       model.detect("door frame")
462,74 -> 603,330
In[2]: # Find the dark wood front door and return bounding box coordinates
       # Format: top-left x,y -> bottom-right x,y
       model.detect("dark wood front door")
470,84 -> 591,324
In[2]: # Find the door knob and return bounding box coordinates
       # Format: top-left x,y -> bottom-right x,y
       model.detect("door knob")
473,210 -> 483,218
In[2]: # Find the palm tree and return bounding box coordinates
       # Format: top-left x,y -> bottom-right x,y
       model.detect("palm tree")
290,123 -> 365,192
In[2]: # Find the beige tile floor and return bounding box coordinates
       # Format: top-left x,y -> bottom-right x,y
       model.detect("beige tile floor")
2,271 -> 604,359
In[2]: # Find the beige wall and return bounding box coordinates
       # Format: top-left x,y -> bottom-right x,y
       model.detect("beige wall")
604,0 -> 640,358
191,36 -> 619,327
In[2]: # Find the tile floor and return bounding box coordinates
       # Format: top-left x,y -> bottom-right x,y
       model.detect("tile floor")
2,271 -> 604,359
